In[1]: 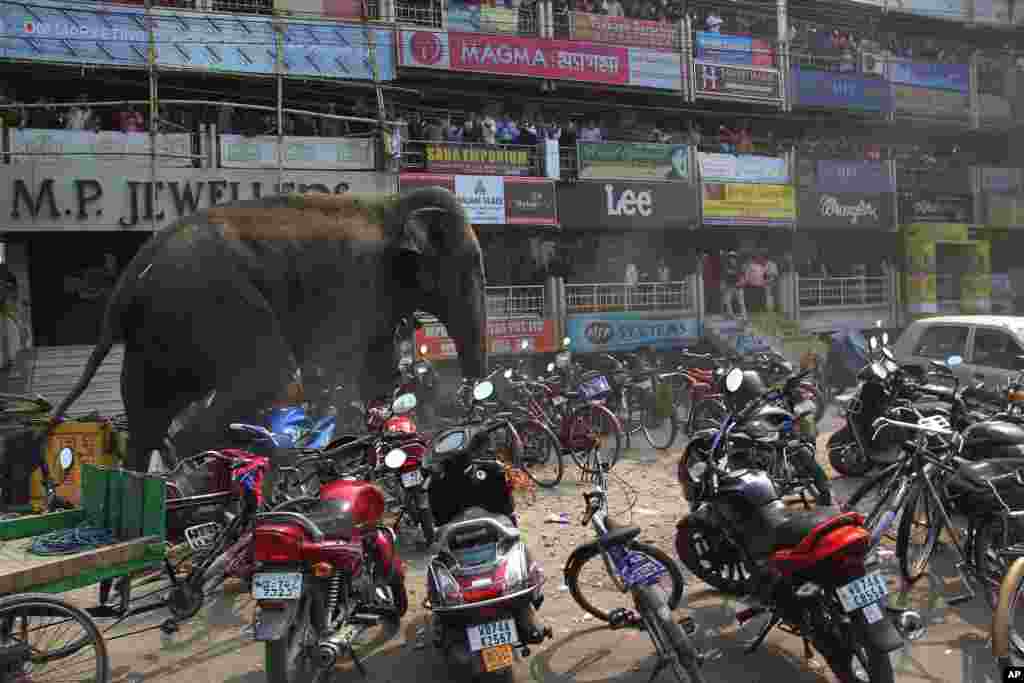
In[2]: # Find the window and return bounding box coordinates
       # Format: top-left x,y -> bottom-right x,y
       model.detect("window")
912,325 -> 969,360
972,328 -> 1024,370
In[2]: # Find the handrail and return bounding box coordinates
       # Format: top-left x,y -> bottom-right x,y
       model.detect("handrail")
565,281 -> 694,313
486,285 -> 546,318
798,275 -> 889,309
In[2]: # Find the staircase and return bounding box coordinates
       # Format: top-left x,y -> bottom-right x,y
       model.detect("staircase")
2,345 -> 125,418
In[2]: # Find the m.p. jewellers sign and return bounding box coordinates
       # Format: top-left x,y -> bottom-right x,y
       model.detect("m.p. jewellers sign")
799,190 -> 892,230
0,165 -> 396,231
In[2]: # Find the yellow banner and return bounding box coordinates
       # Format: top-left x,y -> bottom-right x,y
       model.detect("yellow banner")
702,183 -> 795,226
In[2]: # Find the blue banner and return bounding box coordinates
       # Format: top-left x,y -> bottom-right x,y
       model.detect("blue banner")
791,68 -> 893,114
699,153 -> 788,184
566,313 -> 702,353
448,0 -> 521,34
815,161 -> 894,194
0,1 -> 395,81
888,60 -> 969,95
694,31 -> 775,67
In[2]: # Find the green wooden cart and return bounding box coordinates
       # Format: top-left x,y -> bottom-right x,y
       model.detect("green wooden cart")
0,464 -> 169,683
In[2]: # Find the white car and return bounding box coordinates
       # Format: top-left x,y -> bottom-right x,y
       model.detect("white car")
891,315 -> 1024,389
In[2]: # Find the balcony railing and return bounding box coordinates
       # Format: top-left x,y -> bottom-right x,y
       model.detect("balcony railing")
487,285 -> 546,318
400,139 -> 543,176
396,0 -> 443,27
566,281 -> 694,313
799,276 -> 888,309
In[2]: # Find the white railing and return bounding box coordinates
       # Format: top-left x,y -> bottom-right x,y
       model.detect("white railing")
799,276 -> 888,309
566,281 -> 694,313
486,285 -> 545,318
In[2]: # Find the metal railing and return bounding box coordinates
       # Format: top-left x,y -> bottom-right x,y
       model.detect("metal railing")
400,139 -> 542,176
486,285 -> 546,318
566,281 -> 694,313
799,276 -> 888,309
395,0 -> 443,27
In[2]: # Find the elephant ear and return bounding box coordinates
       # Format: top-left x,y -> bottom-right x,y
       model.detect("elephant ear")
398,207 -> 450,257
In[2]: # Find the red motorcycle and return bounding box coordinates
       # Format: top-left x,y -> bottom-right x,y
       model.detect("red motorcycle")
252,471 -> 407,683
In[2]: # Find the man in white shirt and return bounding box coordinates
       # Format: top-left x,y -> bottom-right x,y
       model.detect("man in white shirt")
66,94 -> 94,131
606,0 -> 624,15
625,262 -> 639,308
706,12 -> 723,32
481,115 -> 497,145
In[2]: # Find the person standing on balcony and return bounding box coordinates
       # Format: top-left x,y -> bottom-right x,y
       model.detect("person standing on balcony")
625,261 -> 639,310
463,112 -> 483,143
705,11 -> 723,32
722,251 -> 747,319
481,113 -> 497,145
657,259 -> 671,283
606,0 -> 624,16
445,115 -> 463,143
66,94 -> 96,131
496,114 -> 518,144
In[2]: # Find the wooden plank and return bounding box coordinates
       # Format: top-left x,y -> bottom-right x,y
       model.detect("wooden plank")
0,535 -> 157,595
119,473 -> 144,540
0,510 -> 85,541
141,475 -> 167,541
29,555 -> 164,595
106,469 -> 125,537
81,465 -> 106,528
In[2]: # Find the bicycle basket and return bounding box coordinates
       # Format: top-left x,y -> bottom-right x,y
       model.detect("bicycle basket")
578,375 -> 611,400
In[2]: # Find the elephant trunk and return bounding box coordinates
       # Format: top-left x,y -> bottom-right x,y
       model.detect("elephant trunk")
446,271 -> 488,381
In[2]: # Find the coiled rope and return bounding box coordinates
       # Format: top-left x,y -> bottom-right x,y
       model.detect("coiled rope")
30,525 -> 115,556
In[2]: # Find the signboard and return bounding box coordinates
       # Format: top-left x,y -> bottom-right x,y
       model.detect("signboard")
448,0 -> 519,34
0,1 -> 395,80
398,173 -> 557,225
698,153 -> 788,184
701,183 -> 795,227
694,32 -> 775,67
791,68 -> 893,113
399,30 -> 683,91
694,63 -> 781,103
886,0 -> 968,21
900,194 -> 973,223
811,160 -> 894,194
893,85 -> 969,119
799,191 -> 893,229
423,143 -> 532,176
415,318 -> 557,359
888,60 -> 969,94
557,180 -> 700,230
980,167 -> 1021,194
219,135 -> 376,171
566,313 -> 702,353
577,142 -> 690,181
0,161 -> 397,231
571,12 -> 675,50
10,129 -> 193,168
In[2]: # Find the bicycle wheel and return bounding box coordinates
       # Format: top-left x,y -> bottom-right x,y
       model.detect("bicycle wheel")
840,464 -> 905,540
633,584 -> 707,683
993,555 -> 1024,667
638,385 -> 678,451
688,398 -> 726,435
896,481 -> 942,584
511,417 -> 564,488
567,402 -> 623,473
0,593 -> 108,683
672,381 -> 693,436
564,540 -> 684,623
975,514 -> 1018,611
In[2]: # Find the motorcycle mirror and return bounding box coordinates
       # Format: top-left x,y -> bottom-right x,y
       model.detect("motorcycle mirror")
562,336 -> 572,348
392,393 -> 417,414
384,448 -> 408,469
882,331 -> 890,345
546,362 -> 555,373
882,347 -> 895,362
473,381 -> 495,402
58,446 -> 74,471
520,339 -> 530,351
724,367 -> 744,393
504,368 -> 513,379
869,336 -> 878,351
947,355 -> 963,368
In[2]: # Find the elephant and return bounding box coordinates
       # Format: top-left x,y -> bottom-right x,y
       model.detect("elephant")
50,187 -> 487,471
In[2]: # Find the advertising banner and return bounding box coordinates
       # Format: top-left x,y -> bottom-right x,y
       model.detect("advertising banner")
0,160 -> 397,231
901,194 -> 973,223
219,135 -> 376,171
979,167 -> 1021,194
701,183 -> 795,226
886,0 -> 968,21
10,129 -> 193,168
893,85 -> 969,119
0,1 -> 395,80
399,173 -> 557,225
398,30 -> 683,91
812,160 -> 894,194
423,143 -> 532,176
557,180 -> 700,230
698,153 -> 788,184
577,142 -> 690,181
888,60 -> 970,94
986,195 -> 1024,228
694,32 -> 775,67
566,313 -> 702,353
790,68 -> 893,113
571,12 -> 675,50
694,63 -> 781,102
415,318 -> 557,359
799,191 -> 893,229
448,0 -> 519,34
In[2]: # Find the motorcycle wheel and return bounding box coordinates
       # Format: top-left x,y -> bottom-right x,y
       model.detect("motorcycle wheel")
674,515 -> 756,596
814,619 -> 895,683
265,596 -> 324,683
688,398 -> 727,435
418,505 -> 437,546
633,584 -> 707,683
827,428 -> 873,477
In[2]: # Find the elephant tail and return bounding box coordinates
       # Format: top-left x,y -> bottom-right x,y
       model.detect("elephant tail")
48,301 -> 120,426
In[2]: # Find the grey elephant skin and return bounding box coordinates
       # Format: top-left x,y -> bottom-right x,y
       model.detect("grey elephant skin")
50,187 -> 488,471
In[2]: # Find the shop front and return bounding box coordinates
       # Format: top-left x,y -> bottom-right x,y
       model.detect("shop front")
794,158 -> 898,332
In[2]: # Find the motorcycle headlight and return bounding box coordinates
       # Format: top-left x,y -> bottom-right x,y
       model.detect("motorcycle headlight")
428,562 -> 463,606
502,543 -> 530,592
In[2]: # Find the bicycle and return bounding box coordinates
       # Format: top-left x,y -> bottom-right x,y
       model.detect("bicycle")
599,353 -> 678,450
562,463 -> 709,683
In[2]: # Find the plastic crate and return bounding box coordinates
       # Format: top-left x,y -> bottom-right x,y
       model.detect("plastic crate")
30,421 -> 118,511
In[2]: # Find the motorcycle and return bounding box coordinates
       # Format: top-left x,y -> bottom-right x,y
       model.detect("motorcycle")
423,377 -> 551,681
251,450 -> 408,683
675,366 -> 923,682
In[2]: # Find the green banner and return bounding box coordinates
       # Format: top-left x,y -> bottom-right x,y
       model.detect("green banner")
577,142 -> 690,181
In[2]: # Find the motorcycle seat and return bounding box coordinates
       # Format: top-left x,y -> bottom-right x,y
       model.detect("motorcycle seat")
759,505 -> 842,551
257,500 -> 355,541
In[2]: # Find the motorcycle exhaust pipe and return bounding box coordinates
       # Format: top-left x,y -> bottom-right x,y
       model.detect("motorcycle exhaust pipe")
317,628 -> 357,668
892,609 -> 926,641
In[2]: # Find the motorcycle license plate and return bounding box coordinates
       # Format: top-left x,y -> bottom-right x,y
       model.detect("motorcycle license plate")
467,618 -> 519,652
615,551 -> 668,588
401,470 -> 423,488
794,400 -> 816,416
836,572 -> 888,613
635,379 -> 653,390
252,572 -> 303,600
482,644 -> 514,672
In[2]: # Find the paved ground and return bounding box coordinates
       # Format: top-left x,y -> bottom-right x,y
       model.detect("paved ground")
54,411 -> 1009,682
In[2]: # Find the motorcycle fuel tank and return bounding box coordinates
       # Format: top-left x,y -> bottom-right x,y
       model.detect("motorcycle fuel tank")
963,421 -> 1024,449
319,480 -> 387,529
